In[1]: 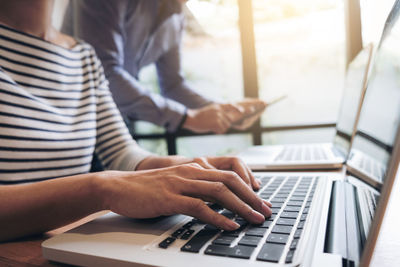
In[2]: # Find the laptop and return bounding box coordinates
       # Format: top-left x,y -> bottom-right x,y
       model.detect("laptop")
345,9 -> 400,190
42,6 -> 400,265
237,44 -> 374,171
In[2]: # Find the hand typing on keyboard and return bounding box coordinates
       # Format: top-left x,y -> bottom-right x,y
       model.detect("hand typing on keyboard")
97,162 -> 272,231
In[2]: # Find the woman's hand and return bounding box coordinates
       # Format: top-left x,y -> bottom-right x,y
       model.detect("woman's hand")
98,164 -> 271,231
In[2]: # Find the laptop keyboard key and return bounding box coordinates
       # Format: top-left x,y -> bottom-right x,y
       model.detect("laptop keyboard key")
221,228 -> 242,237
294,229 -> 303,239
205,245 -> 255,259
181,229 -> 195,240
286,250 -> 295,263
238,235 -> 262,247
212,235 -> 236,246
171,228 -> 186,238
234,218 -> 248,228
271,225 -> 292,235
271,197 -> 286,203
280,211 -> 299,219
284,206 -> 301,212
257,243 -> 285,262
245,227 -> 267,237
287,201 -> 303,207
290,239 -> 299,250
181,228 -> 219,253
258,220 -> 273,228
271,208 -> 280,215
204,244 -> 231,256
221,210 -> 235,219
227,245 -> 255,259
159,237 -> 176,249
276,218 -> 296,226
290,196 -> 305,201
182,221 -> 195,229
266,233 -> 289,244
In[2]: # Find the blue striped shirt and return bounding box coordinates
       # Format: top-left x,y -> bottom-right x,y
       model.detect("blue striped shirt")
0,24 -> 152,184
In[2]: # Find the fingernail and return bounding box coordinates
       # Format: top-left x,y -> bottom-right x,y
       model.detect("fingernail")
226,220 -> 240,231
254,180 -> 261,191
264,200 -> 272,208
261,202 -> 272,217
252,210 -> 266,223
257,179 -> 262,187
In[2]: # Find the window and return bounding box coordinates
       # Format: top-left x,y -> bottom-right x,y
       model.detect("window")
135,0 -> 251,156
183,0 -> 244,102
177,134 -> 252,157
51,1 -> 378,156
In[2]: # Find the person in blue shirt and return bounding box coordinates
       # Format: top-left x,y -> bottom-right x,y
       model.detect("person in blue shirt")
62,0 -> 267,134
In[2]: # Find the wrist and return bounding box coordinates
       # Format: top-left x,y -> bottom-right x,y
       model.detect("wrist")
175,108 -> 188,132
90,171 -> 119,211
136,155 -> 191,170
183,109 -> 196,130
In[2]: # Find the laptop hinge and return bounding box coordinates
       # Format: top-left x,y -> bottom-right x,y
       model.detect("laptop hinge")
324,181 -> 363,265
342,258 -> 356,267
324,181 -> 348,258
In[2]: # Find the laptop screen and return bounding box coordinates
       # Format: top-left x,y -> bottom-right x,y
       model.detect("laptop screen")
333,45 -> 373,156
347,2 -> 400,187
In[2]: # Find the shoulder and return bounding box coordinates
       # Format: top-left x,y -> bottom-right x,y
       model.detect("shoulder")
56,31 -> 78,50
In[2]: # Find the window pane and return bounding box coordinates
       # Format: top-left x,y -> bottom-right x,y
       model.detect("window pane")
183,0 -> 244,101
176,1 -> 250,156
134,66 -> 167,135
135,1 -> 247,154
138,139 -> 168,156
177,134 -> 252,157
253,0 -> 345,126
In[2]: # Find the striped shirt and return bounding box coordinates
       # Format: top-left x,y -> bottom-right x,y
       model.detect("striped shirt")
0,24 -> 152,184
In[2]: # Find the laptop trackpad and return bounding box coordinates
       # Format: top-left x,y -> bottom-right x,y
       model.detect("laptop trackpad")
68,212 -> 187,236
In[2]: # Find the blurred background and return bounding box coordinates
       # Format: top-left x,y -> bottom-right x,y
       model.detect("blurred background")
53,0 -> 397,157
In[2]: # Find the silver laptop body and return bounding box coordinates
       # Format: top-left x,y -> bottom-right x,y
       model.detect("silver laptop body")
238,45 -> 374,171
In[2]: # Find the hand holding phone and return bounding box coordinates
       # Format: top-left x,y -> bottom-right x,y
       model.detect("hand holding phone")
228,95 -> 287,130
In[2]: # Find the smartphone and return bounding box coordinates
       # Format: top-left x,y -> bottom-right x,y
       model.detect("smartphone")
266,94 -> 287,107
232,95 -> 287,126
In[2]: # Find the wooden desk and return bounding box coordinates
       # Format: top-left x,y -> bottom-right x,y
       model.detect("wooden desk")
0,211 -> 107,267
1,182 -> 399,267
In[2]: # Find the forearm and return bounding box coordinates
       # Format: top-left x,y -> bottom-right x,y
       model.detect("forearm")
106,66 -> 187,131
0,173 -> 106,242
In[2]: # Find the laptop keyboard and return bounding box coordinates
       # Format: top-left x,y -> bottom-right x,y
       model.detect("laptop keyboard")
275,145 -> 329,161
158,175 -> 319,264
358,156 -> 385,181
